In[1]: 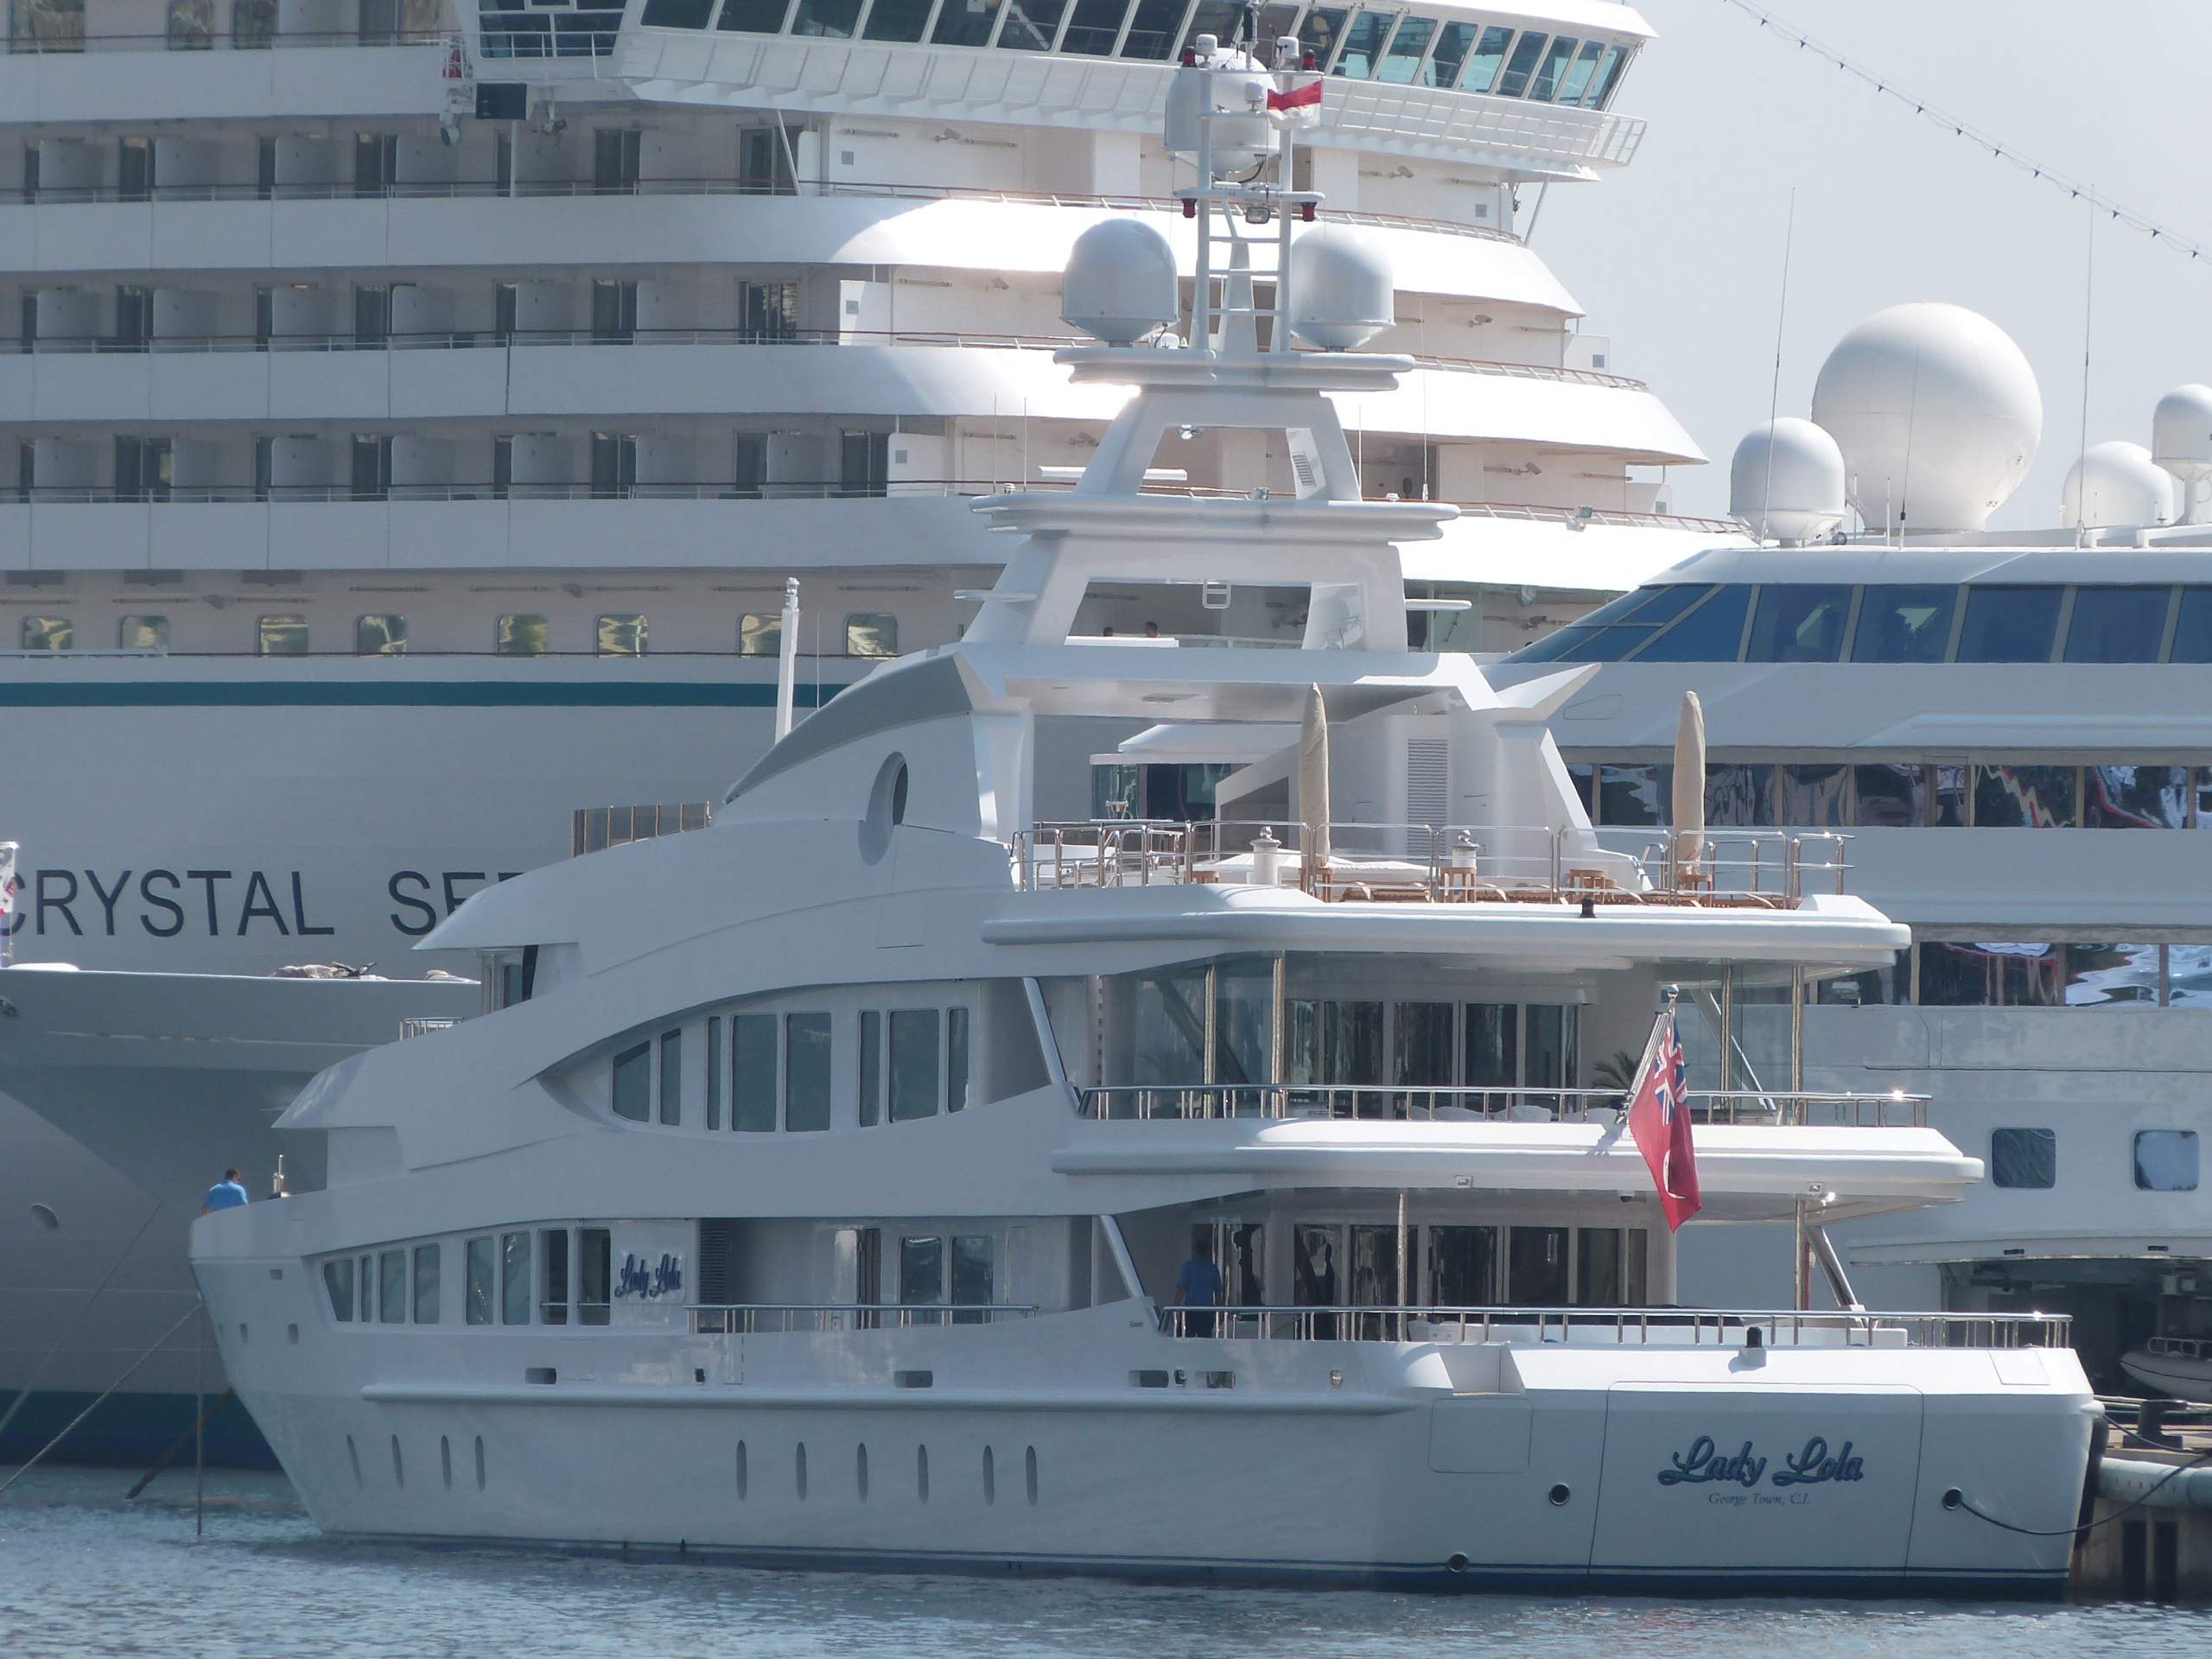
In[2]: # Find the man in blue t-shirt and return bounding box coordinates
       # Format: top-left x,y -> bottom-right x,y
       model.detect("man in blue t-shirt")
200,1169 -> 249,1215
1174,1233 -> 1224,1337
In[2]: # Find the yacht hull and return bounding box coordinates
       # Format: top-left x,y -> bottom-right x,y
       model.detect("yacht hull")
200,1262 -> 2093,1599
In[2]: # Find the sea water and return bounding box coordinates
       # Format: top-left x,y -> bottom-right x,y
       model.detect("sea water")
2,1465 -> 2207,1659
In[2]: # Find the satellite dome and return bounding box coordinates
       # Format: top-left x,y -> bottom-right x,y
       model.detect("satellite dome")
1809,302 -> 2042,533
1729,419 -> 1847,544
2152,384 -> 2212,480
1060,219 -> 1179,346
2061,440 -> 2175,531
1286,227 -> 1394,353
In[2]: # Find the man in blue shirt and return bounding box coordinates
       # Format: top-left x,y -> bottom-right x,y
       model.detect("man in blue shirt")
1174,1232 -> 1224,1337
200,1169 -> 249,1215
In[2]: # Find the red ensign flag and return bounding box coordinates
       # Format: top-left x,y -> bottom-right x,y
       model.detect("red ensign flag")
1268,78 -> 1324,112
1625,1010 -> 1701,1230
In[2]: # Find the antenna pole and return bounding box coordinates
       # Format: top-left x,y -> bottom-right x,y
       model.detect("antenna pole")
1758,188 -> 1796,543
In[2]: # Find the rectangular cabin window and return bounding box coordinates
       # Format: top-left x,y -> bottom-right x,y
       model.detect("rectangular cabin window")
946,1008 -> 969,1112
500,1231 -> 532,1325
950,1235 -> 994,1322
579,1227 -> 612,1325
466,1237 -> 494,1324
1991,1127 -> 2057,1190
859,1010 -> 883,1126
1508,1226 -> 1568,1305
785,1013 -> 832,1131
1426,1225 -> 1495,1305
413,1243 -> 441,1324
705,1016 -> 722,1130
541,1228 -> 569,1324
899,1236 -> 944,1323
1576,1229 -> 1624,1306
889,1008 -> 941,1121
1464,1003 -> 1517,1090
732,1014 -> 779,1132
378,1250 -> 406,1323
658,1029 -> 682,1125
612,1040 -> 652,1121
1393,1002 -> 1454,1089
323,1257 -> 355,1322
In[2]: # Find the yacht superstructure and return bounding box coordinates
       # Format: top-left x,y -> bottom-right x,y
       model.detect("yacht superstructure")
0,0 -> 1735,1458
191,119 -> 2094,1592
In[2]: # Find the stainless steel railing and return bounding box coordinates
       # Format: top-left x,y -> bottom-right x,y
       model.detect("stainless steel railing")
1157,1305 -> 2071,1348
1010,820 -> 1849,906
1077,1084 -> 1929,1128
689,1302 -> 1039,1334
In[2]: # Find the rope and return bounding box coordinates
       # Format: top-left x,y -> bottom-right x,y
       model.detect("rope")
0,1304 -> 203,1498
1716,0 -> 2212,264
0,1201 -> 165,1448
1950,1434 -> 2212,1538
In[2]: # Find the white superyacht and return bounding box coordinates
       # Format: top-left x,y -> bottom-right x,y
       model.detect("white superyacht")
0,0 -> 1728,1459
194,102 -> 2093,1592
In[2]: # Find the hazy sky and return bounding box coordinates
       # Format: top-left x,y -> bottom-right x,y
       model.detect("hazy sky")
1536,0 -> 2212,524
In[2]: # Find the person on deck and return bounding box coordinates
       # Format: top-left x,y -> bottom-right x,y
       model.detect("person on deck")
1174,1232 -> 1224,1337
200,1169 -> 249,1215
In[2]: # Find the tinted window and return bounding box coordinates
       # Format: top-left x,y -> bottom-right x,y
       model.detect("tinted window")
1597,762 -> 1669,827
1703,763 -> 1773,828
501,1232 -> 531,1325
1631,585 -> 1751,661
323,1257 -> 355,1321
2087,765 -> 2190,829
716,0 -> 791,29
1117,0 -> 1182,57
1990,1128 -> 2056,1190
731,1014 -> 778,1132
1332,10 -> 1391,78
1972,765 -> 2075,829
2064,586 -> 2171,663
1376,15 -> 1432,81
932,0 -> 1001,48
1504,624 -> 1596,664
1058,0 -> 1123,54
1956,586 -> 2062,663
1459,22 -> 1513,92
1746,584 -> 1851,662
947,1007 -> 969,1112
889,1008 -> 940,1121
1527,34 -> 1575,99
1425,18 -> 1474,86
1851,585 -> 1955,663
1496,30 -> 1544,96
1853,764 -> 1924,828
1779,764 -> 1847,826
611,1040 -> 651,1121
2172,588 -> 2212,662
379,1250 -> 406,1323
1918,942 -> 2062,1007
413,1243 -> 440,1324
466,1236 -> 494,1324
2136,1129 -> 2200,1192
2065,943 -> 2162,1005
861,0 -> 932,39
785,1012 -> 832,1131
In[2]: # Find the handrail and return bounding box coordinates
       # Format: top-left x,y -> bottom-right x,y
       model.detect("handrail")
1077,1083 -> 1929,1128
690,1301 -> 1037,1333
1010,820 -> 1847,906
1157,1305 -> 2071,1348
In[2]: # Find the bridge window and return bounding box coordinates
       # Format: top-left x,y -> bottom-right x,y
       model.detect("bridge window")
612,1040 -> 652,1121
1628,584 -> 1751,661
1956,585 -> 2062,663
791,0 -> 861,35
732,1013 -> 778,1132
466,1236 -> 494,1323
1423,18 -> 1474,87
717,0 -> 794,31
1746,582 -> 1850,662
640,0 -> 715,24
2171,588 -> 2212,662
322,1257 -> 355,1321
1058,0 -> 1122,54
787,1012 -> 834,1131
1555,38 -> 1605,105
889,1008 -> 942,1120
932,0 -> 1004,48
2064,586 -> 2171,663
1296,5 -> 1347,67
1850,584 -> 1954,662
862,0 -> 935,41
1331,10 -> 1391,79
996,0 -> 1064,48
1459,23 -> 1514,92
413,1244 -> 441,1323
501,1232 -> 532,1324
1495,30 -> 1545,97
1118,0 -> 1181,58
1527,35 -> 1575,101
1375,14 -> 1431,82
378,1249 -> 406,1323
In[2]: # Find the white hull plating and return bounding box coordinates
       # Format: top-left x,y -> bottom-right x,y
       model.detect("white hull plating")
196,1268 -> 2090,1596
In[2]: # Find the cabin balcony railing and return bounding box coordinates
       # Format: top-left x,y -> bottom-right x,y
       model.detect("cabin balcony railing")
1157,1306 -> 2069,1350
1010,821 -> 1849,907
1077,1084 -> 1929,1129
689,1302 -> 1039,1334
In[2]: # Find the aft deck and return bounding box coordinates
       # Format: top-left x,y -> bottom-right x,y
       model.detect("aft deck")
1156,1306 -> 2072,1349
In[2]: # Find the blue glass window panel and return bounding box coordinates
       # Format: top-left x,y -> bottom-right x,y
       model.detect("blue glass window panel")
2064,586 -> 2171,663
1175,0 -> 1239,53
861,0 -> 933,38
1424,19 -> 1473,86
1629,585 -> 1751,661
1989,1128 -> 2056,1190
641,0 -> 714,25
716,0 -> 792,30
1556,37 -> 1604,104
1956,585 -> 2063,663
1117,0 -> 1182,57
933,0 -> 1003,47
995,0 -> 1064,48
1620,582 -> 1712,624
1332,10 -> 1392,78
1459,23 -> 1513,92
2171,588 -> 2212,662
1499,625 -> 1595,664
2136,1129 -> 2199,1192
1556,626 -> 1663,662
1590,41 -> 1632,106
1057,0 -> 1124,53
1527,34 -> 1575,100
1295,6 -> 1347,66
1495,29 -> 1543,96
1851,585 -> 1955,663
791,0 -> 861,33
1746,584 -> 1852,662
1375,14 -> 1432,82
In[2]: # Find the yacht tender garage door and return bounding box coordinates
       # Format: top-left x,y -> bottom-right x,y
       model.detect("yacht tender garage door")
1590,1384 -> 1926,1578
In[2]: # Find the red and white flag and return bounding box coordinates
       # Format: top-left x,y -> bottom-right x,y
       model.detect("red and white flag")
1625,1009 -> 1701,1231
1268,74 -> 1324,124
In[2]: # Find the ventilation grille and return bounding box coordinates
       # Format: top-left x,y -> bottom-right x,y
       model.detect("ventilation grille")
1406,739 -> 1450,828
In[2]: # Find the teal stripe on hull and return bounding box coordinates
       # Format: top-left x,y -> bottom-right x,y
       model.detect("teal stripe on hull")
0,1389 -> 276,1471
0,683 -> 850,709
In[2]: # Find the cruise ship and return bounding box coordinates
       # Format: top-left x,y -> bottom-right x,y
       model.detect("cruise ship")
1486,303 -> 2212,1395
191,166 -> 2096,1589
1,0 -> 1732,1463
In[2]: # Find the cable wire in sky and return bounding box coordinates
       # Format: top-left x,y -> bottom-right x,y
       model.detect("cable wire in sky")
1718,0 -> 2211,264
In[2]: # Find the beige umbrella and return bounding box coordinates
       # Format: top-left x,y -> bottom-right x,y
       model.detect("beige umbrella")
1299,683 -> 1330,887
1671,690 -> 1705,888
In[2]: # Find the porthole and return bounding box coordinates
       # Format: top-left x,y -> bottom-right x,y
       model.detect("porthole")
474,1436 -> 486,1491
346,1434 -> 362,1487
982,1446 -> 995,1505
736,1440 -> 748,1500
441,1435 -> 452,1490
856,1442 -> 869,1502
391,1436 -> 404,1488
859,753 -> 910,865
917,1445 -> 930,1503
1025,1446 -> 1038,1507
1548,1484 -> 1570,1506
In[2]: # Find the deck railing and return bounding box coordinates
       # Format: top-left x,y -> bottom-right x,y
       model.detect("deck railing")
1077,1084 -> 1929,1128
1011,820 -> 1848,907
690,1302 -> 1038,1334
1158,1306 -> 2070,1349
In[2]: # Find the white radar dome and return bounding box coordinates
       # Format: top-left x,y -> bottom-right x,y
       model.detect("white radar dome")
2062,441 -> 2175,531
1060,219 -> 1179,346
2152,384 -> 2212,480
1163,37 -> 1275,173
1286,227 -> 1394,353
1729,418 -> 1847,544
1809,302 -> 2042,533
